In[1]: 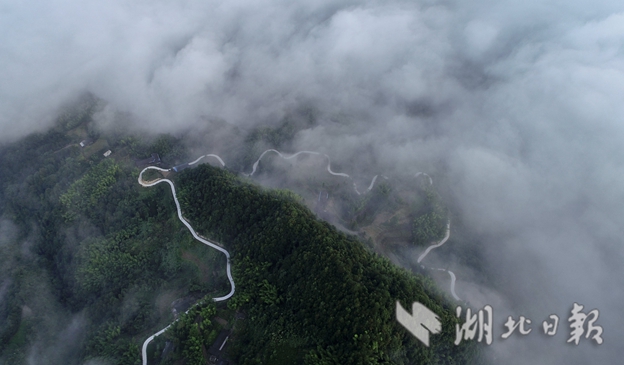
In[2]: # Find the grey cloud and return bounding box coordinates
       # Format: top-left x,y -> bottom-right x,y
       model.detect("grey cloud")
2,0 -> 624,364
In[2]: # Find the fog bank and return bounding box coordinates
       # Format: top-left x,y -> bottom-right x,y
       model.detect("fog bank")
2,0 -> 624,363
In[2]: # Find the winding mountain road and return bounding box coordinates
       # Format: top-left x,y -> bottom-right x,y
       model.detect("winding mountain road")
417,221 -> 451,264
138,149 -> 459,364
410,171 -> 459,300
245,149 -> 387,195
415,220 -> 460,300
138,166 -> 234,365
418,223 -> 461,300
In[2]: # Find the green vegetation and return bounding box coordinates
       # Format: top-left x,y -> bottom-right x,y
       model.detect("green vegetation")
349,181 -> 396,227
412,188 -> 448,246
237,106 -> 317,170
0,101 -> 478,364
0,113 -> 225,365
60,159 -> 121,221
176,164 -> 478,364
56,93 -> 100,132
152,300 -> 221,365
118,134 -> 186,162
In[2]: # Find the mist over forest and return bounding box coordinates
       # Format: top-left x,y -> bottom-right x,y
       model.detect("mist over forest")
2,0 -> 624,364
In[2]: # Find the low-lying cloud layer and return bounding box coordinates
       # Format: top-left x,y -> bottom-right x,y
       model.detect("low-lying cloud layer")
2,0 -> 624,363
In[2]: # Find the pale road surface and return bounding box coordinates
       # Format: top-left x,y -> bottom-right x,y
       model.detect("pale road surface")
245,149 -> 387,195
412,171 -> 459,301
188,154 -> 226,166
138,150 -> 458,364
416,220 -> 460,301
417,221 -> 451,264
138,166 -> 234,365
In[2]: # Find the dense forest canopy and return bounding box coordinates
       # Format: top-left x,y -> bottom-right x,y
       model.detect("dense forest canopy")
175,164 -> 478,364
0,109 -> 480,364
0,118 -> 228,364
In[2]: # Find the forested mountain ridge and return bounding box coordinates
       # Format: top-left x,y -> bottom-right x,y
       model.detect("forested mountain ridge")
0,107 -> 479,364
0,121 -> 228,364
175,164 -> 479,364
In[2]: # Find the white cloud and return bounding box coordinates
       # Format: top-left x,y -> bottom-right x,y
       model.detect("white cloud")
2,0 -> 624,363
